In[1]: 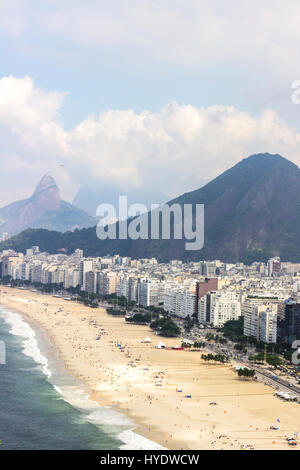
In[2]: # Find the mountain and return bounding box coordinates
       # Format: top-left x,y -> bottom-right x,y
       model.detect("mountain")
73,184 -> 168,216
2,153 -> 300,263
0,175 -> 95,235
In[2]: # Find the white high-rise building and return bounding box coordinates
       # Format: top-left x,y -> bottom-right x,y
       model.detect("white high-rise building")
80,259 -> 94,290
139,280 -> 165,308
117,275 -> 131,299
164,285 -> 196,318
260,308 -> 277,344
209,291 -> 241,327
244,299 -> 278,343
198,296 -> 208,323
243,297 -> 279,339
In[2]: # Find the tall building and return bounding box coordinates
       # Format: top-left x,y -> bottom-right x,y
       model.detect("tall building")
198,295 -> 209,323
260,308 -> 278,344
139,280 -> 164,308
1,254 -> 24,278
195,278 -> 218,313
117,275 -> 130,299
200,262 -> 217,277
267,257 -> 281,277
164,286 -> 196,319
244,300 -> 278,343
98,272 -> 118,296
211,291 -> 241,327
278,299 -> 300,345
80,259 -> 94,291
199,290 -> 241,327
85,271 -> 97,294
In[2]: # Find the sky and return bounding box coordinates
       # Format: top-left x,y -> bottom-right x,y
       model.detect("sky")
1,0 -> 300,206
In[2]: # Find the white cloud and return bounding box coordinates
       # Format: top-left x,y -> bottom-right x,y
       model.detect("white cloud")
1,1 -> 300,127
2,0 -> 300,75
32,0 -> 300,77
1,76 -> 300,207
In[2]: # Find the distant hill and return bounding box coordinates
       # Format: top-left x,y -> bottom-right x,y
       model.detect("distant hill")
73,184 -> 168,216
2,153 -> 300,263
0,175 -> 95,235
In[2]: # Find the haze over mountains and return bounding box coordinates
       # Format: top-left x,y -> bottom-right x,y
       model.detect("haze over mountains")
2,153 -> 300,263
73,184 -> 168,216
0,176 -> 95,235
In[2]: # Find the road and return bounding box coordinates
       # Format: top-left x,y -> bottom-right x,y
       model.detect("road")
249,365 -> 300,397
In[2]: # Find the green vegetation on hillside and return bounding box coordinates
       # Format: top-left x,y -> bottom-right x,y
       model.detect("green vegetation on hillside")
3,154 -> 300,263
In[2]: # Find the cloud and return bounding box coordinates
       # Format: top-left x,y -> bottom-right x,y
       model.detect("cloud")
1,76 -> 300,208
2,1 -> 300,127
2,1 -> 300,74
28,0 -> 300,76
0,76 -> 71,204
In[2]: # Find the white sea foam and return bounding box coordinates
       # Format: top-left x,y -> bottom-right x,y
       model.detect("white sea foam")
0,305 -> 165,450
119,430 -> 167,450
50,387 -> 166,449
0,306 -> 52,378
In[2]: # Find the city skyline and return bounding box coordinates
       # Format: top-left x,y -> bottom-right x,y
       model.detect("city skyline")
1,1 -> 299,454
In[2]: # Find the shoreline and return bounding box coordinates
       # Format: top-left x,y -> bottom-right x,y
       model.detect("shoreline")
0,287 -> 299,450
0,304 -> 167,450
0,290 -> 175,449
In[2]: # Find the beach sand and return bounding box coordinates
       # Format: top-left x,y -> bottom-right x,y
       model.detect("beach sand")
0,287 -> 299,450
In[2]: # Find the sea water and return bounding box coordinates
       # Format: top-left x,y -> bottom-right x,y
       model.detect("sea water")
0,305 -> 164,450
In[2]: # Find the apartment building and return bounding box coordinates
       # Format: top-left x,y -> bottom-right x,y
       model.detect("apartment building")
1,254 -> 24,278
85,271 -> 97,294
243,296 -> 280,338
80,259 -> 95,291
98,271 -> 119,296
139,279 -> 164,308
211,291 -> 241,327
260,308 -> 278,344
278,299 -> 300,345
160,279 -> 196,318
243,297 -> 279,343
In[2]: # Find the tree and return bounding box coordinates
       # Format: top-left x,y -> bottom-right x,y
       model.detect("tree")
126,313 -> 151,324
248,352 -> 283,366
150,317 -> 181,337
235,344 -> 247,352
184,315 -> 194,333
201,353 -> 229,364
194,341 -> 206,349
237,368 -> 256,380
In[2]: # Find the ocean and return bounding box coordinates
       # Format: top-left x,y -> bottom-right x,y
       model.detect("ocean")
0,305 -> 164,450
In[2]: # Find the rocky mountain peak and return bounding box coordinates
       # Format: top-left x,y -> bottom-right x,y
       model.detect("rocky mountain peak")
33,175 -> 59,197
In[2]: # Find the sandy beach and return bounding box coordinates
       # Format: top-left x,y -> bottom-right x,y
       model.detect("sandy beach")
0,287 -> 299,450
